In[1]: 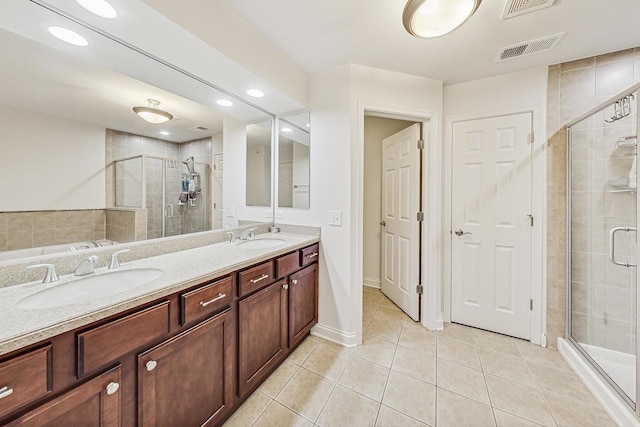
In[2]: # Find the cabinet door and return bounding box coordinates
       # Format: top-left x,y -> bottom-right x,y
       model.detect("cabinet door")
288,263 -> 318,347
138,309 -> 234,427
7,366 -> 121,427
238,280 -> 287,397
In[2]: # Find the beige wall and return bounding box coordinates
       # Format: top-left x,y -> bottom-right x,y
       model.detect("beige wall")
546,47 -> 640,349
363,116 -> 415,287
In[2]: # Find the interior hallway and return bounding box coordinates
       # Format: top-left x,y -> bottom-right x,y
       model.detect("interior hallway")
223,287 -> 615,426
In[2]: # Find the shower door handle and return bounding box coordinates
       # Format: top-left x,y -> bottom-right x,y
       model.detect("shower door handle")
166,204 -> 174,219
609,226 -> 637,268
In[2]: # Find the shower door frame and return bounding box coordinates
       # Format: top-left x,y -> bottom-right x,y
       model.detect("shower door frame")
565,82 -> 640,415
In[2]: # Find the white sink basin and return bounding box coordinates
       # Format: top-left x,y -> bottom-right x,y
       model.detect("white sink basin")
236,238 -> 286,249
17,268 -> 164,310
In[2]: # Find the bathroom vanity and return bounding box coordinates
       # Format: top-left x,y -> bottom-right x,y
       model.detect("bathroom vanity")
0,235 -> 319,426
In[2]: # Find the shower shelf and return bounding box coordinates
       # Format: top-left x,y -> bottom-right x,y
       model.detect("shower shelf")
607,178 -> 637,193
615,135 -> 637,150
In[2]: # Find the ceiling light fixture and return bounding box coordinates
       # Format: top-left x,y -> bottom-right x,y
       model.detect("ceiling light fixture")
403,0 -> 482,38
216,99 -> 233,107
75,0 -> 118,19
133,99 -> 173,124
48,26 -> 88,46
246,89 -> 264,98
281,127 -> 292,133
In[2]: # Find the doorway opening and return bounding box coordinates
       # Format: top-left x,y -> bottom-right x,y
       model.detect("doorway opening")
362,114 -> 423,329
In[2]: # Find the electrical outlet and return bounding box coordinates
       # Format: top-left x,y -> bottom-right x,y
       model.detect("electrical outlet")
265,210 -> 273,218
275,211 -> 285,219
328,211 -> 342,226
225,206 -> 235,218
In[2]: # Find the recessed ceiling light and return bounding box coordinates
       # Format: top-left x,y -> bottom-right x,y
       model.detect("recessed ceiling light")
48,26 -> 88,46
246,89 -> 264,98
216,99 -> 233,107
281,127 -> 292,133
75,0 -> 118,19
159,131 -> 170,136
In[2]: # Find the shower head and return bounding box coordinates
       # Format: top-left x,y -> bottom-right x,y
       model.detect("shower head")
183,156 -> 195,174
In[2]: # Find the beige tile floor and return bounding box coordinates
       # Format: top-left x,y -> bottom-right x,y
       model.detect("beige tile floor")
224,287 -> 616,427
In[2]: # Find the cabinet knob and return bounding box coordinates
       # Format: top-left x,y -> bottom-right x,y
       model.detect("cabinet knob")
105,382 -> 119,395
146,360 -> 158,372
283,284 -> 289,290
292,279 -> 298,285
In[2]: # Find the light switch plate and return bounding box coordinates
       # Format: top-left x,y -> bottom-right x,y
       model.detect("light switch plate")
226,206 -> 235,218
328,211 -> 342,226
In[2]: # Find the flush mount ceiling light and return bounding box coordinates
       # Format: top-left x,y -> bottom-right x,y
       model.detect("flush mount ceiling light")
48,26 -> 88,46
216,99 -> 233,107
403,0 -> 482,38
75,0 -> 118,19
246,89 -> 264,98
133,99 -> 173,124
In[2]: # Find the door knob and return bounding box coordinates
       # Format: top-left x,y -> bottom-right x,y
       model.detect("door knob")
380,221 -> 386,226
454,229 -> 472,236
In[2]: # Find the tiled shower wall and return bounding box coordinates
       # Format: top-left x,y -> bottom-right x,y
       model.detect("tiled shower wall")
106,130 -> 212,240
546,48 -> 640,349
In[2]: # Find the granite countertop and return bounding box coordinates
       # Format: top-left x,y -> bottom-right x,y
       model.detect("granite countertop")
0,232 -> 319,357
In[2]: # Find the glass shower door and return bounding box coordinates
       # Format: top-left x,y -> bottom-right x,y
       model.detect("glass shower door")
569,90 -> 638,406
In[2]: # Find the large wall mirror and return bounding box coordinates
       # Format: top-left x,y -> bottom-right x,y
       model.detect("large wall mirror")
278,112 -> 310,210
0,1 -> 275,262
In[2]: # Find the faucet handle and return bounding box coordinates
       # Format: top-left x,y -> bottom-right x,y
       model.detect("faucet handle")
225,232 -> 236,243
109,249 -> 130,269
27,264 -> 59,283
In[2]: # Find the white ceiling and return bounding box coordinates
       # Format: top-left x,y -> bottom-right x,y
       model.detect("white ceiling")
221,0 -> 640,85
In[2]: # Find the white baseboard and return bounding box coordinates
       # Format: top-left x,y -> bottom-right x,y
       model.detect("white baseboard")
311,323 -> 358,348
363,277 -> 381,288
558,338 -> 639,427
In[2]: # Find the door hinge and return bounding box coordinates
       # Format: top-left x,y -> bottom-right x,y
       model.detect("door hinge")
527,214 -> 534,227
530,299 -> 533,311
528,131 -> 534,144
417,211 -> 424,222
417,139 -> 425,150
416,284 -> 423,295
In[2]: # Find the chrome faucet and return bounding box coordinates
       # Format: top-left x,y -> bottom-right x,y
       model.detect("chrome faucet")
109,249 -> 130,269
225,231 -> 236,243
239,228 -> 257,240
27,264 -> 59,283
74,255 -> 99,276
88,240 -> 103,248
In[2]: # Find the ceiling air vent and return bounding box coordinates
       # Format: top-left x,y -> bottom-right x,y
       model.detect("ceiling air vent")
497,33 -> 564,61
503,0 -> 556,19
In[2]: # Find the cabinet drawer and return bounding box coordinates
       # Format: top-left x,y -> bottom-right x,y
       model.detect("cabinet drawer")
300,244 -> 320,267
0,345 -> 51,418
181,276 -> 233,325
275,252 -> 300,279
238,261 -> 275,297
77,301 -> 170,377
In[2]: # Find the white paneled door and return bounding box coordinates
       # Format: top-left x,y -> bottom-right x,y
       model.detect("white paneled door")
381,124 -> 421,321
451,113 -> 533,339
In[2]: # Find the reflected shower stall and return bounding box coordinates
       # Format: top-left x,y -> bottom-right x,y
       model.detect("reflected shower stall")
114,154 -> 211,239
567,84 -> 639,411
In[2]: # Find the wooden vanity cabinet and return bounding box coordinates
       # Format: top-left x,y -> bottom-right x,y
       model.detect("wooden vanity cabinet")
138,309 -> 234,427
288,263 -> 318,348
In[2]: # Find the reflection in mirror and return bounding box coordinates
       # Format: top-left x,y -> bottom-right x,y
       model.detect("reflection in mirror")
278,112 -> 310,209
246,120 -> 272,207
0,7 -> 274,263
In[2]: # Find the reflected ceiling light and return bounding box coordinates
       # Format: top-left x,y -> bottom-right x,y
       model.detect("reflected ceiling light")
159,131 -> 170,136
246,89 -> 264,98
75,0 -> 118,19
132,99 -> 173,124
216,99 -> 233,107
403,0 -> 482,38
48,26 -> 88,46
281,127 -> 292,133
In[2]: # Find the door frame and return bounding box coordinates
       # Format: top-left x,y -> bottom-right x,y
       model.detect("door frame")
356,102 -> 442,344
444,110 -> 545,346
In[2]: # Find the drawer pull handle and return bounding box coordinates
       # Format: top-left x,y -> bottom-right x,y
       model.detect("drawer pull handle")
306,252 -> 319,259
200,293 -> 227,307
283,284 -> 289,290
0,386 -> 14,400
105,382 -> 119,395
250,274 -> 269,284
292,279 -> 298,285
146,360 -> 158,372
